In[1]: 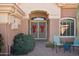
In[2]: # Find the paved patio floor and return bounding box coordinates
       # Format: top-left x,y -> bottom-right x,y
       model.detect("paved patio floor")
25,40 -> 79,56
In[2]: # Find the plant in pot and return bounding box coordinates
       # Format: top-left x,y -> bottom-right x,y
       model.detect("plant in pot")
0,34 -> 4,52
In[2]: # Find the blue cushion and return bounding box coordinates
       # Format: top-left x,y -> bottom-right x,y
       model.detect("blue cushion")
53,36 -> 61,45
73,39 -> 79,46
64,43 -> 70,51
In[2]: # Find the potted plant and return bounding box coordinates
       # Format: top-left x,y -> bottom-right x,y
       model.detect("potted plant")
0,34 -> 4,52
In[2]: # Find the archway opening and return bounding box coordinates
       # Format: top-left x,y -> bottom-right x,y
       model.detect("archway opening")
29,10 -> 49,40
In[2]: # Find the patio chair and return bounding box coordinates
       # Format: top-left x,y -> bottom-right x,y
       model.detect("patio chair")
63,43 -> 72,53
53,36 -> 63,53
72,38 -> 79,52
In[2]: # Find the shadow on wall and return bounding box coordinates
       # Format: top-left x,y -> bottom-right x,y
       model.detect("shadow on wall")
0,34 -> 4,52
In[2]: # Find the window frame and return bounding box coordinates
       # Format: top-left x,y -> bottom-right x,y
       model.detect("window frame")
32,17 -> 46,20
59,17 -> 76,38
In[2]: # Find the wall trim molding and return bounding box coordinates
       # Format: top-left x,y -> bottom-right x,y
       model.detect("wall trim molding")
0,3 -> 25,19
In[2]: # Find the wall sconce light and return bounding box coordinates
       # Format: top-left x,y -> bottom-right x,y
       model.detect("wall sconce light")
8,16 -> 21,30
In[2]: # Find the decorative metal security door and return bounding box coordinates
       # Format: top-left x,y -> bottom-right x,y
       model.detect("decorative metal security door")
30,20 -> 47,40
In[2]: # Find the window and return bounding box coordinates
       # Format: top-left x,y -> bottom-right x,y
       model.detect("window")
60,18 -> 75,36
32,17 -> 45,20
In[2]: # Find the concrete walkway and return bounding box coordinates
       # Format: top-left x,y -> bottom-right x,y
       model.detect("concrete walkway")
26,40 -> 79,56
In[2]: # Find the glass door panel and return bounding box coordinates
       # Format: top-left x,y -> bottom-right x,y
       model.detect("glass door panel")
39,22 -> 47,39
30,20 -> 47,40
31,22 -> 38,38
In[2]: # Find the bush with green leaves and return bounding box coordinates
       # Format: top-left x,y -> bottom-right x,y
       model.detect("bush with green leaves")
11,33 -> 35,55
0,34 -> 4,52
45,42 -> 55,48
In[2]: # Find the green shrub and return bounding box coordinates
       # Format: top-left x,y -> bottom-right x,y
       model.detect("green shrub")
0,34 -> 4,52
45,42 -> 55,48
11,33 -> 35,55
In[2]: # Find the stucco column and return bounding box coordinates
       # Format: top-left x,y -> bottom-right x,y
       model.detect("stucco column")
49,18 -> 53,43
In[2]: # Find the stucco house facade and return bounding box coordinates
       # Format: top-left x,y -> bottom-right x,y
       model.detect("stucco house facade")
0,3 -> 78,55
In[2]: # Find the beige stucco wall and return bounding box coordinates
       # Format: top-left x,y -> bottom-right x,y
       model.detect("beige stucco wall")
18,18 -> 28,34
0,16 -> 28,54
5,17 -> 28,54
0,4 -> 28,54
61,8 -> 77,18
0,14 -> 28,54
60,7 -> 77,42
49,5 -> 77,43
0,13 -> 9,24
17,3 -> 61,19
0,13 -> 10,53
49,18 -> 59,42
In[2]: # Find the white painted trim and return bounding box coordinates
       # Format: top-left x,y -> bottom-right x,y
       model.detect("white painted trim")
60,17 -> 76,21
59,36 -> 76,38
49,16 -> 60,19
38,22 -> 39,38
30,20 -> 31,35
46,22 -> 47,38
59,17 -> 76,37
34,38 -> 47,40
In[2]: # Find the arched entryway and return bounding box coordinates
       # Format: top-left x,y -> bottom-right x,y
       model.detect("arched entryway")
29,10 -> 49,40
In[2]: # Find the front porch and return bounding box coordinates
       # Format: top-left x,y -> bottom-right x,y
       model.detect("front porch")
25,40 -> 79,56
0,3 -> 79,56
